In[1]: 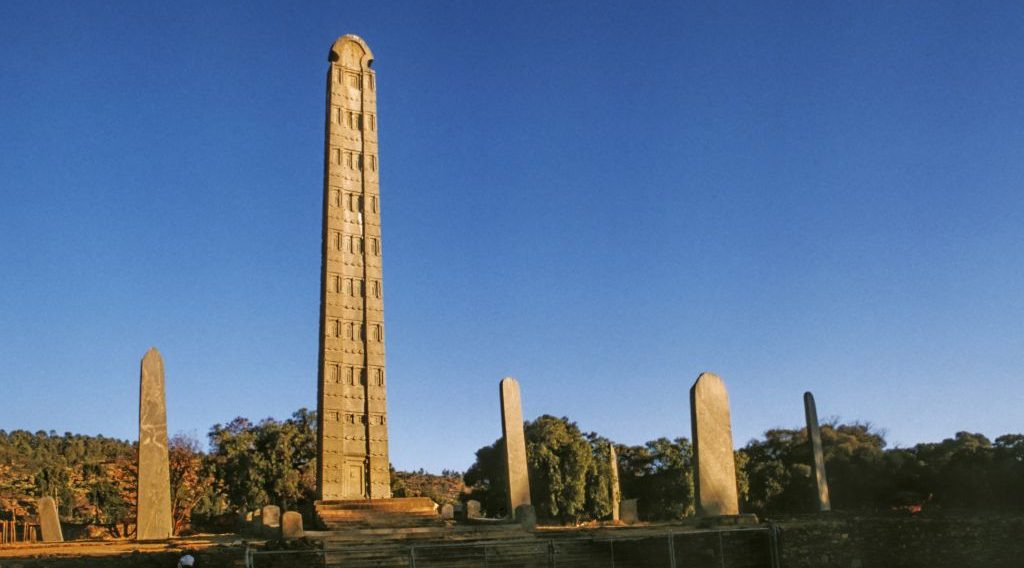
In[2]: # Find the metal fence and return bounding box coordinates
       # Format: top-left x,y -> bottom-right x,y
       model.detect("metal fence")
245,526 -> 780,568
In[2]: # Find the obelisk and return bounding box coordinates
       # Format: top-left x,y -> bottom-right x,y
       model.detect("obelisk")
137,347 -> 172,540
37,496 -> 63,542
316,34 -> 391,501
609,443 -> 621,522
500,377 -> 531,516
804,391 -> 832,511
690,372 -> 740,516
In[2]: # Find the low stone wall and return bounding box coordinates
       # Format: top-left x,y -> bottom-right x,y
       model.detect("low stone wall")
775,511 -> 1024,568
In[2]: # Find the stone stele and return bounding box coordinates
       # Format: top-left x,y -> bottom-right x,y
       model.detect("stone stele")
690,372 -> 740,516
37,496 -> 63,542
804,391 -> 832,512
500,377 -> 531,517
281,511 -> 304,539
466,500 -> 482,519
440,503 -> 454,520
609,443 -> 621,522
137,347 -> 173,540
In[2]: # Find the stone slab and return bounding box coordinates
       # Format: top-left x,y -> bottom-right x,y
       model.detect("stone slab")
261,505 -> 281,537
137,347 -> 173,540
37,496 -> 63,542
690,372 -> 740,516
440,504 -> 454,520
281,511 -> 304,539
619,499 -> 639,524
500,377 -> 531,517
804,391 -> 832,512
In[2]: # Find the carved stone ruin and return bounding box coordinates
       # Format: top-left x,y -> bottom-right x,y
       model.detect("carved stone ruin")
137,347 -> 173,540
609,443 -> 621,522
466,500 -> 482,519
690,372 -> 740,516
500,377 -> 531,517
281,511 -> 304,539
37,496 -> 63,542
261,505 -> 281,537
440,503 -> 454,520
804,391 -> 832,512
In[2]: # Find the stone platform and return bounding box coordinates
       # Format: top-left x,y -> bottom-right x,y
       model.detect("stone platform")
314,497 -> 440,529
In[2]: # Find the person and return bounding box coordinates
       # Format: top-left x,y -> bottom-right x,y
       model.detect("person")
177,554 -> 195,567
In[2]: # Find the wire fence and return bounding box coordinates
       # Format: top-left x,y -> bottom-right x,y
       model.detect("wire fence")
245,525 -> 779,568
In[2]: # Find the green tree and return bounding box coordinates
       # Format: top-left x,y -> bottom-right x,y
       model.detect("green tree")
524,416 -> 593,524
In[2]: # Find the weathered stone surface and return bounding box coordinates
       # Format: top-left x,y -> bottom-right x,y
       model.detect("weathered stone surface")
439,503 -> 454,520
137,347 -> 172,540
281,511 -> 304,539
609,443 -> 621,522
466,500 -> 482,519
619,499 -> 639,524
690,372 -> 740,516
261,505 -> 281,536
804,391 -> 832,512
515,504 -> 537,529
500,377 -> 531,517
37,496 -> 63,542
316,34 -> 391,502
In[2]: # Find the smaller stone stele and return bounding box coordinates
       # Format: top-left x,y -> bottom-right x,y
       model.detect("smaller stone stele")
804,391 -> 832,512
280,511 -> 304,539
466,500 -> 482,519
37,496 -> 63,542
690,372 -> 740,517
619,499 -> 639,524
439,503 -> 454,520
260,505 -> 281,537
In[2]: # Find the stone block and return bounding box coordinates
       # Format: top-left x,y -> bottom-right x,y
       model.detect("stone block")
515,504 -> 537,529
440,503 -> 454,520
690,372 -> 740,517
619,499 -> 639,524
466,500 -> 482,519
137,347 -> 173,540
280,511 -> 304,539
261,505 -> 281,537
37,496 -> 63,542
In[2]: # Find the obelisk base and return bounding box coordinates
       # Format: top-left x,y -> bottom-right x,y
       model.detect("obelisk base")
315,498 -> 441,529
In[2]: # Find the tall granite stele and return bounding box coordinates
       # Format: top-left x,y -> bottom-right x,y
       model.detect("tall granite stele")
500,377 -> 531,518
37,496 -> 63,542
316,33 -> 390,502
313,34 -> 436,529
689,372 -> 740,517
804,391 -> 832,512
137,347 -> 173,540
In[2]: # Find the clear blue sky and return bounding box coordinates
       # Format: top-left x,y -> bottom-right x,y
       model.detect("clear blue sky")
2,2 -> 1022,473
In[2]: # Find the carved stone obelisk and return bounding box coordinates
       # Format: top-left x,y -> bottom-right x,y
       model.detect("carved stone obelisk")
37,496 -> 63,542
609,443 -> 621,522
316,34 -> 390,502
137,347 -> 172,540
500,377 -> 531,517
804,391 -> 832,512
690,372 -> 740,516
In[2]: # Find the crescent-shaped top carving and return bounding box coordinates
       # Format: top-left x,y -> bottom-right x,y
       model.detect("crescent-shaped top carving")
329,34 -> 374,69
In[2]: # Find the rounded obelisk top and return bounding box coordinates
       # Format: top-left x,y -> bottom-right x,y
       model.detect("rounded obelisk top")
329,34 -> 374,68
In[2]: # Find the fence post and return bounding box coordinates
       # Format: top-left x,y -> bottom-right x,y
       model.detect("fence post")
409,545 -> 417,568
610,539 -> 616,568
668,533 -> 677,568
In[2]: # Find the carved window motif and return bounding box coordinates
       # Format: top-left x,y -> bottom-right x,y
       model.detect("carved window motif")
334,231 -> 343,251
328,411 -> 338,421
348,74 -> 361,90
369,114 -> 376,131
369,75 -> 375,91
345,151 -> 353,169
333,275 -> 342,293
346,322 -> 354,340
372,196 -> 378,212
346,414 -> 355,424
370,155 -> 377,171
372,280 -> 381,298
375,368 -> 384,386
331,190 -> 341,207
372,238 -> 380,255
374,324 -> 383,342
334,107 -> 342,124
345,367 -> 354,385
333,148 -> 341,165
328,365 -> 339,383
331,320 -> 340,337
